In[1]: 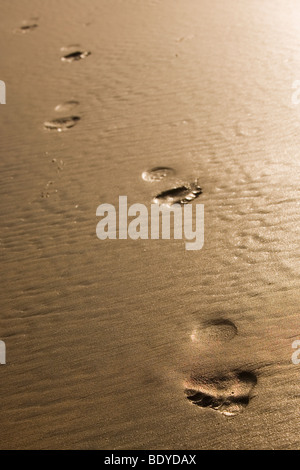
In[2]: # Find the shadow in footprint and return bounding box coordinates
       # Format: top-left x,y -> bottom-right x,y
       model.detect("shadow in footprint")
44,116 -> 80,132
153,182 -> 202,206
61,51 -> 91,62
185,371 -> 257,416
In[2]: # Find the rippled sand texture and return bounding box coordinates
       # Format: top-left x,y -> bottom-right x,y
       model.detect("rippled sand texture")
0,0 -> 300,450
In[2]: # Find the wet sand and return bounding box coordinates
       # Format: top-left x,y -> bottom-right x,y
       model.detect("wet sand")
0,0 -> 300,449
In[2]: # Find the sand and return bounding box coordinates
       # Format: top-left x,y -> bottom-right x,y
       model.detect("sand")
0,0 -> 300,450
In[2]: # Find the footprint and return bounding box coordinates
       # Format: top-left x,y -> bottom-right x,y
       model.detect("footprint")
60,45 -> 81,52
14,22 -> 38,34
142,167 -> 175,182
191,319 -> 238,345
184,319 -> 258,416
185,371 -> 257,416
61,50 -> 91,62
55,101 -> 80,112
153,181 -> 202,206
41,180 -> 57,199
44,116 -> 80,132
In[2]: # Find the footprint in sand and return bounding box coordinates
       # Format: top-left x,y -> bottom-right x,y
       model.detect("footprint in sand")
190,319 -> 238,345
61,50 -> 91,62
185,320 -> 257,416
141,166 -> 202,204
185,370 -> 257,417
142,167 -> 176,182
153,181 -> 202,206
60,45 -> 81,52
14,20 -> 38,34
44,116 -> 80,132
55,101 -> 80,113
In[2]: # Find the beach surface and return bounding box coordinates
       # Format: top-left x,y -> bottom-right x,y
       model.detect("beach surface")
0,0 -> 300,449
